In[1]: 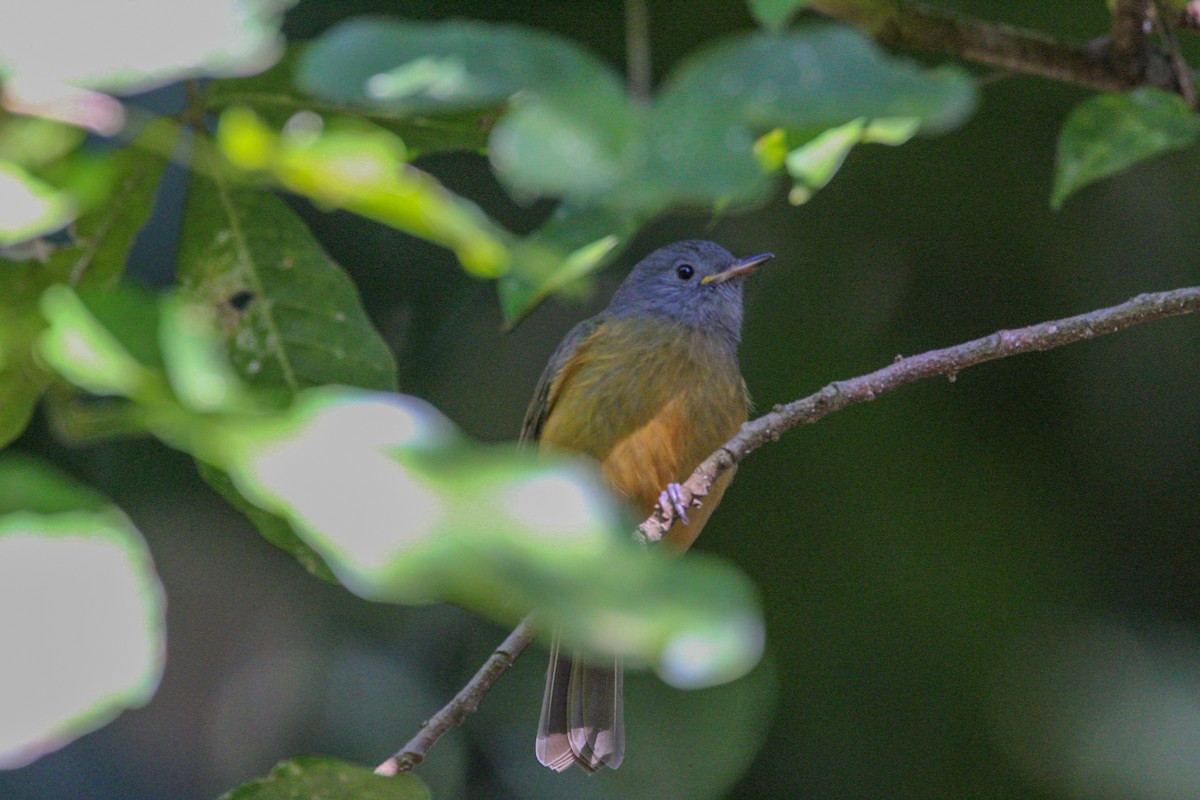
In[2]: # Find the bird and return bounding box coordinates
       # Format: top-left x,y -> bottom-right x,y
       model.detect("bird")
522,239 -> 772,773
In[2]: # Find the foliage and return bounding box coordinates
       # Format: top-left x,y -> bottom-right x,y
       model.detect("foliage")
2,0 -> 1200,798
0,454 -> 164,769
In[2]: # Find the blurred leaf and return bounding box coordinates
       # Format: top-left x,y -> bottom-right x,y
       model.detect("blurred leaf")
219,756 -> 428,800
0,455 -> 164,769
498,204 -> 643,326
1052,88 -> 1200,209
297,18 -> 622,115
38,285 -> 166,401
297,17 -> 636,205
0,135 -> 169,447
205,387 -> 764,687
0,161 -> 77,245
206,46 -> 493,156
215,108 -> 510,276
0,118 -> 85,171
748,0 -> 813,30
196,461 -> 337,582
779,116 -> 919,204
0,0 -> 292,95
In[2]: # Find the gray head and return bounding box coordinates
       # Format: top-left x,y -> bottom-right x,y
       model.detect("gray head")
604,240 -> 772,348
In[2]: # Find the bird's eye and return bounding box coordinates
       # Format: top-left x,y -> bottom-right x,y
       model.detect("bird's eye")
675,263 -> 695,280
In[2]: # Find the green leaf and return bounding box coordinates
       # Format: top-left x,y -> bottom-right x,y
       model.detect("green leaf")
209,387 -> 764,687
498,204 -> 643,326
215,108 -> 511,276
748,0 -> 813,31
0,455 -> 164,769
1052,88 -> 1200,209
219,757 -> 429,800
778,116 -> 919,204
0,132 -> 171,448
206,45 -> 492,156
0,161 -> 77,245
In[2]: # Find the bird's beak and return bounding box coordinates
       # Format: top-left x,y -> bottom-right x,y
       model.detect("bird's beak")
700,252 -> 774,285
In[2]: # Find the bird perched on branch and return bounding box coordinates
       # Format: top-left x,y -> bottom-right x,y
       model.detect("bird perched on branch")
523,240 -> 771,772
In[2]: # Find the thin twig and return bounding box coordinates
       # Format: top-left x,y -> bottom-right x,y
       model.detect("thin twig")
624,0 -> 652,102
639,285 -> 1200,542
1153,0 -> 1197,107
807,0 -> 1177,93
377,285 -> 1200,772
375,615 -> 539,775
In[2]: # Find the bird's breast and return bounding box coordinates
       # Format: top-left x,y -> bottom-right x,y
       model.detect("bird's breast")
539,318 -> 747,547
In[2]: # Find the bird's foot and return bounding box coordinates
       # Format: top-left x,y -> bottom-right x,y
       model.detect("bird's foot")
658,483 -> 691,527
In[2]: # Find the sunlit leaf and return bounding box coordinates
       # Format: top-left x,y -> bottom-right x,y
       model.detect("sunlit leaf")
215,108 -> 510,276
0,455 -> 164,769
1052,88 -> 1200,209
779,116 -> 919,204
201,387 -> 764,687
0,161 -> 77,245
38,285 -> 162,400
748,0 -> 813,30
220,757 -> 429,800
0,0 -> 292,95
0,134 -> 170,447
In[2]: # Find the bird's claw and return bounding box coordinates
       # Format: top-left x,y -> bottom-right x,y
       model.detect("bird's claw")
658,483 -> 691,527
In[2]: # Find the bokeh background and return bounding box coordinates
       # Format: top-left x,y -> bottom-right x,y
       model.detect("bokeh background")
6,1 -> 1200,798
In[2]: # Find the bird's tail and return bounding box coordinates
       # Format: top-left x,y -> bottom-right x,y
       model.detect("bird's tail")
535,634 -> 624,773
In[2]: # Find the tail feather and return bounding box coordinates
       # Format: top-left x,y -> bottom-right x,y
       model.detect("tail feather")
535,635 -> 624,772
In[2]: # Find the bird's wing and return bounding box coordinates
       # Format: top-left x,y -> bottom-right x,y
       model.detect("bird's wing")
519,317 -> 601,446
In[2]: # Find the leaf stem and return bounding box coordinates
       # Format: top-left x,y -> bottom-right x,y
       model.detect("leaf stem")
639,285 -> 1200,541
625,0 -> 653,102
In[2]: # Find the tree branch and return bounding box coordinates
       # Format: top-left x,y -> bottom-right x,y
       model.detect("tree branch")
806,0 -> 1177,93
375,615 -> 539,775
640,285 -> 1200,541
377,285 -> 1200,774
1153,0 -> 1197,107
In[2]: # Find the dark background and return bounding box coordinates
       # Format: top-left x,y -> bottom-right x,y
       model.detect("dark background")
5,1 -> 1200,798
